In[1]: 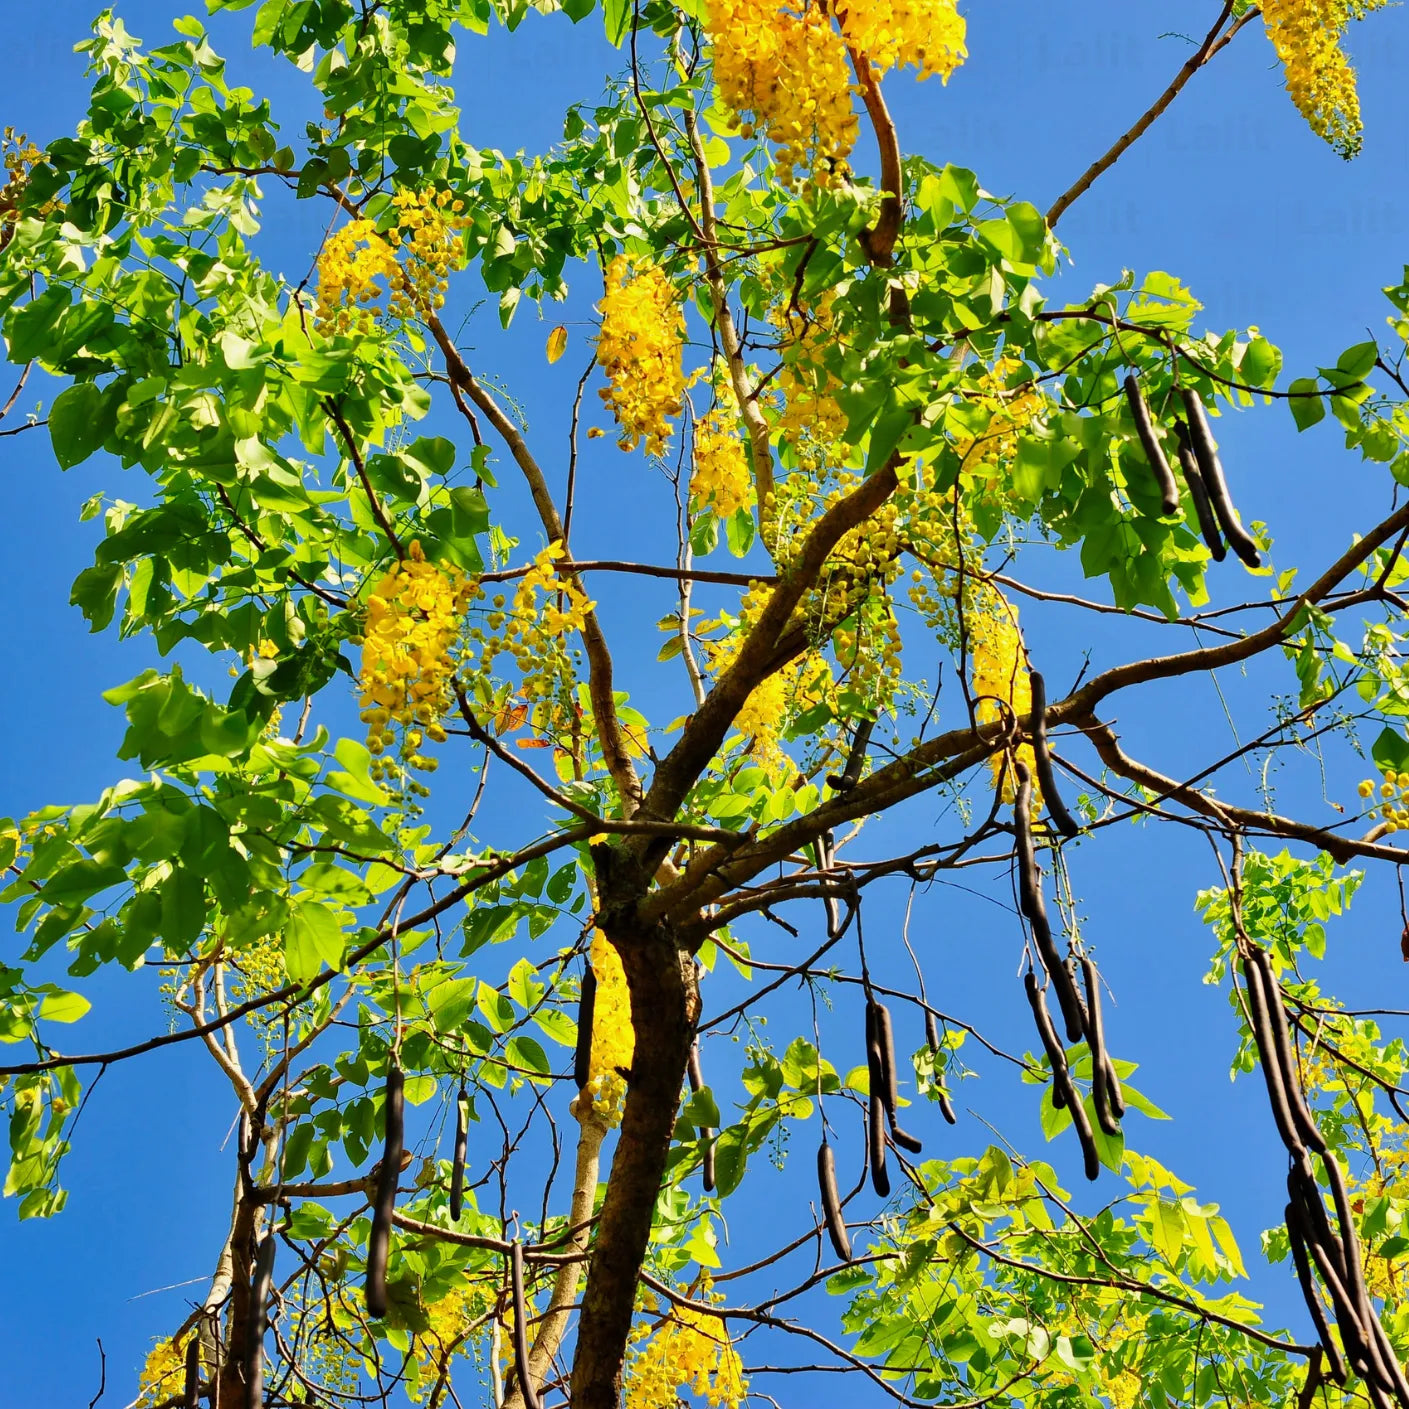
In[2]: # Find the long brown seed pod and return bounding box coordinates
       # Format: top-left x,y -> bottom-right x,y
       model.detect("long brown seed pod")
1241,954 -> 1302,1152
449,1085 -> 468,1223
1068,1075 -> 1101,1183
1124,373 -> 1182,516
1289,1157 -> 1348,1284
1024,969 -> 1070,1111
873,1002 -> 923,1153
510,1239 -> 544,1409
868,1091 -> 890,1197
182,1333 -> 201,1409
1028,672 -> 1079,838
1302,1219 -> 1377,1386
687,1039 -> 717,1193
1179,387 -> 1261,568
1286,1201 -> 1350,1386
817,1140 -> 852,1262
924,1009 -> 959,1123
573,966 -> 597,1091
1101,1052 -> 1126,1119
1015,764 -> 1085,1040
1246,945 -> 1327,1156
827,716 -> 876,793
1080,957 -> 1120,1137
366,1063 -> 404,1320
247,1230 -> 276,1408
1174,420 -> 1227,561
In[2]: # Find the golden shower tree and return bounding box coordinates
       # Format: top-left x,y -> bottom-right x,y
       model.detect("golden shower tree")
4,1 -> 1409,1406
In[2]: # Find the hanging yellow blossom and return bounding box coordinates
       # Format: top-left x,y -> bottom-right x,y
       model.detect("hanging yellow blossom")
835,0 -> 968,81
691,404 -> 755,521
358,542 -> 475,774
705,0 -> 860,189
969,592 -> 1039,807
952,356 -> 1048,514
623,1275 -> 747,1409
136,1333 -> 194,1408
595,257 -> 686,456
584,928 -> 635,1125
315,188 -> 468,334
770,290 -> 849,454
1261,0 -> 1388,157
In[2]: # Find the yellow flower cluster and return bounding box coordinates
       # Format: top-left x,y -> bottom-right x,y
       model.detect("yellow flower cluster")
584,928 -> 635,1125
315,188 -> 468,335
835,0 -> 968,81
1,129 -> 45,243
691,404 -> 755,521
770,290 -> 849,457
1261,0 -> 1387,157
136,1334 -> 194,1408
595,258 -> 686,456
706,0 -> 860,189
623,1276 -> 747,1409
358,542 -> 475,780
969,594 -> 1040,806
468,541 -> 593,743
1360,769 -> 1409,830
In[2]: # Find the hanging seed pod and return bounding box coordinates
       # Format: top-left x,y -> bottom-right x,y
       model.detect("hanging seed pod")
1015,765 -> 1085,1041
1079,957 -> 1120,1138
1286,1201 -> 1350,1386
872,1002 -> 922,1153
1028,672 -> 1079,839
574,966 -> 597,1091
1123,374 -> 1181,516
1101,1052 -> 1126,1119
1070,1084 -> 1102,1183
449,1086 -> 468,1223
817,1140 -> 852,1262
366,1064 -> 404,1320
1174,421 -> 1227,561
827,717 -> 876,793
924,1008 -> 941,1053
1246,945 -> 1327,1156
510,1240 -> 544,1409
687,1039 -> 717,1193
1179,387 -> 1261,568
1240,954 -> 1302,1152
868,1092 -> 890,1197
1288,1158 -> 1348,1285
1023,969 -> 1070,1112
182,1333 -> 201,1409
247,1229 -> 277,1408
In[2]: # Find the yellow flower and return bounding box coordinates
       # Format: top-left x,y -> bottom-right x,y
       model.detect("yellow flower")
1261,0 -> 1388,157
585,928 -> 635,1126
691,401 -> 755,521
835,0 -> 968,82
969,593 -> 1040,807
136,1334 -> 194,1408
624,1275 -> 747,1409
595,257 -> 686,456
705,0 -> 859,190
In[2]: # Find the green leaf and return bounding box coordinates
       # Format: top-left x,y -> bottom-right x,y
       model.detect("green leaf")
285,900 -> 345,983
38,990 -> 91,1024
711,1125 -> 748,1197
1288,378 -> 1326,432
49,384 -> 107,470
1373,726 -> 1409,776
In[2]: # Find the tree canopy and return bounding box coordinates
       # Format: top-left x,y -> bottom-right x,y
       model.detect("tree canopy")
5,1 -> 1409,1407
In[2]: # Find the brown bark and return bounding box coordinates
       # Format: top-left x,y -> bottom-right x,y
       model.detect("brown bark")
215,1193 -> 259,1407
569,849 -> 700,1409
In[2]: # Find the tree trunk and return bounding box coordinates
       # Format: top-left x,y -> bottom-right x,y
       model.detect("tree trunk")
569,906 -> 698,1409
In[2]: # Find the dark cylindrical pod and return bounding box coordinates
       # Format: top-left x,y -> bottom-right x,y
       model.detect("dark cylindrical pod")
1366,1301 -> 1409,1407
1024,969 -> 1070,1111
183,1334 -> 201,1409
1028,672 -> 1079,839
1303,1228 -> 1381,1390
1289,1158 -> 1348,1285
510,1239 -> 544,1409
924,1008 -> 942,1054
868,1092 -> 890,1198
449,1086 -> 468,1223
1286,1201 -> 1349,1387
1241,955 -> 1303,1153
1101,1053 -> 1126,1119
1069,1081 -> 1101,1183
873,1002 -> 902,1129
1124,374 -> 1181,516
1174,421 -> 1227,561
1179,387 -> 1261,568
574,966 -> 597,1091
1246,945 -> 1327,1156
817,1141 -> 852,1262
938,1089 -> 958,1125
247,1230 -> 276,1408
366,1063 -> 404,1320
1321,1148 -> 1380,1362
687,1039 -> 705,1095
702,1134 -> 716,1194
1079,957 -> 1120,1137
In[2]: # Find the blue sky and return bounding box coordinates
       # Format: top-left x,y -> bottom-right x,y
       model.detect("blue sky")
4,1 -> 1409,1403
